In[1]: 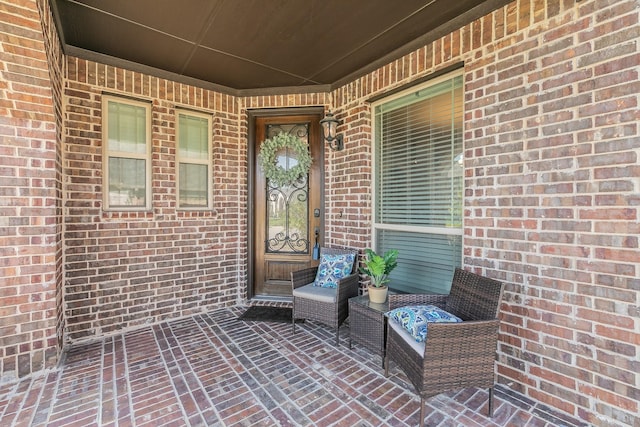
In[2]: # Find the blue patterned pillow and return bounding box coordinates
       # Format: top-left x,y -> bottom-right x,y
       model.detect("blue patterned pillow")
313,253 -> 355,288
386,305 -> 462,342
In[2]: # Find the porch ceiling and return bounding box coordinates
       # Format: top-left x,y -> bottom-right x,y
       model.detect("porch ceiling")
51,0 -> 511,95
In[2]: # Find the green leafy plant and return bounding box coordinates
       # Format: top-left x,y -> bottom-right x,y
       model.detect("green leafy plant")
359,248 -> 398,288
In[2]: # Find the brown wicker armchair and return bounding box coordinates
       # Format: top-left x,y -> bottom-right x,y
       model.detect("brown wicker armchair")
291,247 -> 359,346
384,268 -> 504,427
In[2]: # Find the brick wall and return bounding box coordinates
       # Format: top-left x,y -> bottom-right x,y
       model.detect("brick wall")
0,0 -> 59,379
61,72 -> 369,341
325,105 -> 372,260
333,0 -> 639,425
37,0 -> 65,371
61,84 -> 334,341
63,62 -> 248,341
1,0 -> 637,425
464,3 -> 639,425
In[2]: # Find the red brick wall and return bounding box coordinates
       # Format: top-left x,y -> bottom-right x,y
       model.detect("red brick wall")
1,0 -> 637,425
333,0 -> 639,425
63,61 -> 247,341
0,0 -> 59,379
61,82 -> 333,341
37,0 -> 65,373
324,105 -> 372,257
464,3 -> 639,425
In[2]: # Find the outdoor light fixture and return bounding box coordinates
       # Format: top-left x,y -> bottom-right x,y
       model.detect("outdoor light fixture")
319,111 -> 344,151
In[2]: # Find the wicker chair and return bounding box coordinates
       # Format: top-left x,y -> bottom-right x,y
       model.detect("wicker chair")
384,268 -> 504,427
291,247 -> 359,345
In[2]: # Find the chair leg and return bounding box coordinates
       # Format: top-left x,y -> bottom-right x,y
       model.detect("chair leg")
291,300 -> 296,334
488,386 -> 494,417
335,327 -> 339,346
419,398 -> 426,427
383,353 -> 389,377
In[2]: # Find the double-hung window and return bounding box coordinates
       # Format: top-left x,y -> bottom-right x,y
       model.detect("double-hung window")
177,110 -> 212,209
103,96 -> 151,210
372,71 -> 464,294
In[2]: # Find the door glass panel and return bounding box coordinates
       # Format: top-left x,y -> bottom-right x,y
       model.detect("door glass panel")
265,123 -> 310,253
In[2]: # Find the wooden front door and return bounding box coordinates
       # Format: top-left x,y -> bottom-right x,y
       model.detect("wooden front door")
252,112 -> 323,297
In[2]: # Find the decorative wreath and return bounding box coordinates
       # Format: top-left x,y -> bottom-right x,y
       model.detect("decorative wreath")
258,132 -> 312,186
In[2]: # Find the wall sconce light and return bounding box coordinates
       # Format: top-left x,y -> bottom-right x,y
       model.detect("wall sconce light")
320,111 -> 344,151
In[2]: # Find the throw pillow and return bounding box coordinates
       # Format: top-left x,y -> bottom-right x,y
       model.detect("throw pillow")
386,305 -> 462,342
313,253 -> 355,288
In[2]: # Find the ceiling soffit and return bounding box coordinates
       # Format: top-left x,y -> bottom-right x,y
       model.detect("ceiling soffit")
51,0 -> 511,96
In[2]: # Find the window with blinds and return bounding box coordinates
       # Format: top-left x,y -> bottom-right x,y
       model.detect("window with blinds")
103,96 -> 151,210
177,110 -> 212,209
373,72 -> 463,294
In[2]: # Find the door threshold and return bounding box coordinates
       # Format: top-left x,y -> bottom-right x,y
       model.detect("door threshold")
250,295 -> 293,304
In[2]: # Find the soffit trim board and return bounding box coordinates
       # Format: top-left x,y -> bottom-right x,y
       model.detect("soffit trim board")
48,0 -> 67,49
366,62 -> 464,104
65,45 -> 240,96
236,85 -> 332,97
66,46 -> 333,97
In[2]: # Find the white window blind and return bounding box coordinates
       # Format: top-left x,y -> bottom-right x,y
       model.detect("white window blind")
373,73 -> 463,294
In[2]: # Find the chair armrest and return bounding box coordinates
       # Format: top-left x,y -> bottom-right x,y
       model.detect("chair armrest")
388,293 -> 448,310
424,319 -> 500,358
291,267 -> 318,289
336,273 -> 359,300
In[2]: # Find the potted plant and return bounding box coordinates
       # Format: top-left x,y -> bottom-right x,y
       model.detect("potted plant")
359,248 -> 398,303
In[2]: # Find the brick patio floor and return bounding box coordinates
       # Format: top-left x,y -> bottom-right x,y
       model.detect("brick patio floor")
0,305 -> 588,427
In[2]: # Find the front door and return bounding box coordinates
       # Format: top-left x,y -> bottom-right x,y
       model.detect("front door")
252,112 -> 323,298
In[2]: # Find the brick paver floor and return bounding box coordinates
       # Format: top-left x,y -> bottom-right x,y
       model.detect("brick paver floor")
0,305 -> 588,426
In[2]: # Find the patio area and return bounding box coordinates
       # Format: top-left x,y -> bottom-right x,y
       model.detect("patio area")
0,305 -> 587,427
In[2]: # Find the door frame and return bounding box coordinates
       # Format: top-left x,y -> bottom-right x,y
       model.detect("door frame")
247,106 -> 325,300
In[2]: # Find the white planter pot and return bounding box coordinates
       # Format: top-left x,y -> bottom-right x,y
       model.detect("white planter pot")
368,285 -> 388,304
